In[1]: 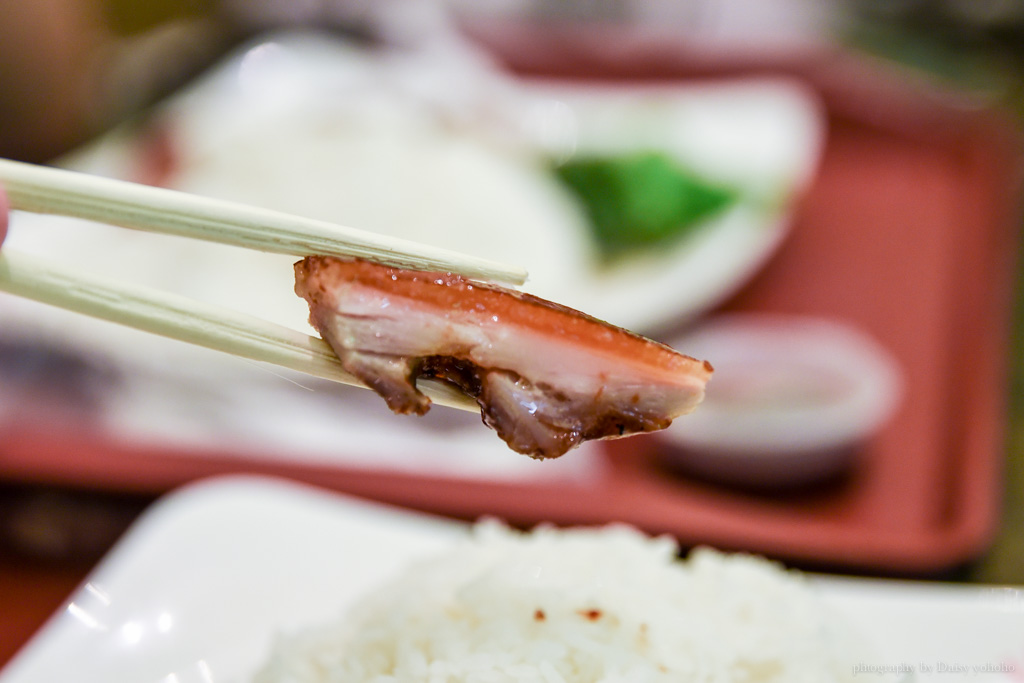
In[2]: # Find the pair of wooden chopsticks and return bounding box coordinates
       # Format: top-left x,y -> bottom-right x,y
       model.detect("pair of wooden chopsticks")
0,158 -> 528,412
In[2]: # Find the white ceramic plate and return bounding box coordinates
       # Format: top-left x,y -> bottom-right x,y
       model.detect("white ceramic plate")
0,32 -> 825,481
11,31 -> 825,336
3,476 -> 1022,683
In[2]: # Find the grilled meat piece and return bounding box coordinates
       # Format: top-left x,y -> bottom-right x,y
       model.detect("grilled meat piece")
295,257 -> 711,458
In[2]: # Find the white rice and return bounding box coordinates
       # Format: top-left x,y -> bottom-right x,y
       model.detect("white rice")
254,521 -> 860,683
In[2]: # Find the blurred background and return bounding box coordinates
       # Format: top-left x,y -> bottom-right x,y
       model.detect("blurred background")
1,0 -> 1023,668
4,0 -> 1023,165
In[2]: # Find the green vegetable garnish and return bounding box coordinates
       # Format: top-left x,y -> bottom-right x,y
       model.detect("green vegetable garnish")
553,151 -> 738,261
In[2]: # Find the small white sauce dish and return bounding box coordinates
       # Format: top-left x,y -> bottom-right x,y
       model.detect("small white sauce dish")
656,313 -> 904,489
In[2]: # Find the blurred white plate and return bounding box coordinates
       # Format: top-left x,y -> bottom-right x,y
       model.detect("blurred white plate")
3,476 -> 1022,683
0,32 -> 825,481
15,31 -> 825,335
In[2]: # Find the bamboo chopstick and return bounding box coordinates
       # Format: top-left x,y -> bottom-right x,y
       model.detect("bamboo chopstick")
0,249 -> 480,412
0,158 -> 528,286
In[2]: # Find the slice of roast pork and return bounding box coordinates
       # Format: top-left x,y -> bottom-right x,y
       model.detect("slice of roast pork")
295,256 -> 712,459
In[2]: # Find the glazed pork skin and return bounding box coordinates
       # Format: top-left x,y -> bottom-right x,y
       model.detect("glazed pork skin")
295,256 -> 712,458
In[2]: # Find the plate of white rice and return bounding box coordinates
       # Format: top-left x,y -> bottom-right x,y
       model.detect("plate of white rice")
3,476 -> 1022,683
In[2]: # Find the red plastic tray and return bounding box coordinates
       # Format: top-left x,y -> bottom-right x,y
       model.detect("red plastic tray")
1,30 -> 1019,575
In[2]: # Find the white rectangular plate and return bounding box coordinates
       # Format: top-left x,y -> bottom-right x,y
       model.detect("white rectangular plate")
2,476 -> 1021,683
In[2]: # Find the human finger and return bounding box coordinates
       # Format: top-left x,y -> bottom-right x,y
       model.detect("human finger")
0,183 -> 8,248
